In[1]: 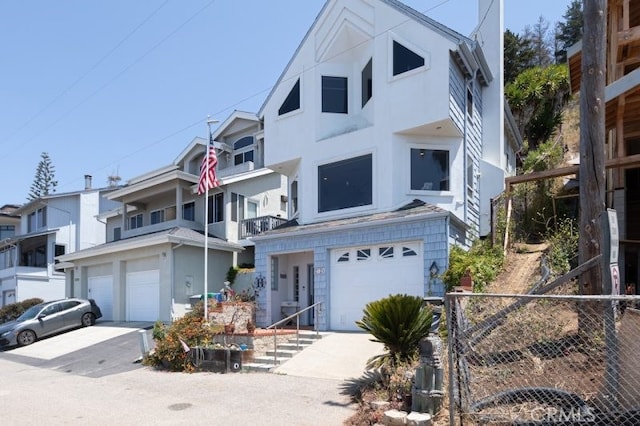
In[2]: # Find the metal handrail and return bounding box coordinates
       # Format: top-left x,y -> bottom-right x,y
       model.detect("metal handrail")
265,302 -> 322,365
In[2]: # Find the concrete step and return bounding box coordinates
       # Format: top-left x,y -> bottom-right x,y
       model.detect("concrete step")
265,349 -> 299,358
242,362 -> 275,373
277,342 -> 313,351
250,355 -> 285,365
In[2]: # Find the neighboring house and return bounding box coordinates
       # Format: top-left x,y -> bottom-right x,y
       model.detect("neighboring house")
252,0 -> 521,330
567,1 -> 640,291
0,204 -> 20,305
57,111 -> 288,322
0,177 -> 119,307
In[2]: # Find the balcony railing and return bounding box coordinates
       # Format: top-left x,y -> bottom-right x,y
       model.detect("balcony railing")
239,215 -> 288,239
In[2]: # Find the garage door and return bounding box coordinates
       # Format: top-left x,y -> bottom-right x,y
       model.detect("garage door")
88,276 -> 113,321
126,270 -> 160,322
330,242 -> 424,331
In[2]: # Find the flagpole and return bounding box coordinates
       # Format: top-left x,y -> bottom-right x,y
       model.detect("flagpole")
202,117 -> 219,322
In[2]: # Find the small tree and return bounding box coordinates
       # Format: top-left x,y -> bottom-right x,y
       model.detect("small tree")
28,152 -> 58,201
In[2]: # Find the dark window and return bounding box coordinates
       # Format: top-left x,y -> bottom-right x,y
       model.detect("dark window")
403,247 -> 417,257
278,78 -> 301,115
234,136 -> 253,150
233,136 -> 254,165
290,180 -> 298,214
322,76 -> 348,113
0,225 -> 15,240
208,193 -> 224,223
467,88 -> 473,116
357,249 -> 371,261
129,214 -> 143,229
54,244 -> 65,257
60,300 -> 81,311
183,202 -> 195,221
150,210 -> 164,225
231,193 -> 238,222
379,246 -> 394,258
318,154 -> 372,212
361,59 -> 373,107
337,252 -> 349,262
114,227 -> 121,241
393,40 -> 424,76
410,149 -> 449,191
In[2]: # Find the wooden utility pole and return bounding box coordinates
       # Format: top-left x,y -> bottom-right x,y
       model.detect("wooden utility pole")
578,0 -> 606,296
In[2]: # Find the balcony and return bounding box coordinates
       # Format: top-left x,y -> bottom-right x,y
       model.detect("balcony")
239,215 -> 288,239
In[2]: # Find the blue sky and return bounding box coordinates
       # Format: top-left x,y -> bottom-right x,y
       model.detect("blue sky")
1,0 -> 571,204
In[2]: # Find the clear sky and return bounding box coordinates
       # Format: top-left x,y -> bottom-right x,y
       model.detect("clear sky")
0,0 -> 571,205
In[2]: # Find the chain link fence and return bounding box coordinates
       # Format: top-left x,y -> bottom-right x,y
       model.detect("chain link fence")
446,292 -> 640,425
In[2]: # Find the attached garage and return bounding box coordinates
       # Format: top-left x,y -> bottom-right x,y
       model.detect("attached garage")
88,275 -> 114,321
126,270 -> 160,321
329,242 -> 424,331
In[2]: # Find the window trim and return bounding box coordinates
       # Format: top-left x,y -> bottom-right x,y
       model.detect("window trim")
321,75 -> 348,114
409,146 -> 451,193
129,213 -> 143,230
388,34 -> 430,81
317,153 -> 374,214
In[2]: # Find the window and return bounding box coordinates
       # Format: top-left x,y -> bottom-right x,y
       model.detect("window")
54,244 -> 65,257
165,206 -> 176,221
293,266 -> 299,302
361,59 -> 373,107
337,252 -> 350,262
233,136 -> 254,166
230,193 -> 245,222
114,227 -> 121,241
322,76 -> 348,113
357,249 -> 371,261
379,246 -> 394,259
150,209 -> 164,225
247,200 -> 258,219
290,180 -> 299,215
207,193 -> 224,224
278,78 -> 300,115
410,148 -> 449,191
183,202 -> 195,221
27,207 -> 47,232
403,247 -> 417,257
393,40 -> 424,76
318,154 -> 372,213
59,300 -> 81,311
467,88 -> 473,116
129,213 -> 143,230
0,225 -> 14,240
271,256 -> 279,291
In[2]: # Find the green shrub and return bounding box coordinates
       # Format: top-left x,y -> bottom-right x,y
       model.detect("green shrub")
441,240 -> 504,293
0,298 -> 44,324
356,294 -> 432,369
545,217 -> 579,275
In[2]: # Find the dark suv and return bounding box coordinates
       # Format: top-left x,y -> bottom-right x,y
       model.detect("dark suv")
0,298 -> 102,347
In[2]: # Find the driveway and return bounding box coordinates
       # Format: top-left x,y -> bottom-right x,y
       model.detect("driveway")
0,320 -> 154,378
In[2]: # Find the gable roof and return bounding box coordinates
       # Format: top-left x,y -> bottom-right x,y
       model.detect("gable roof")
258,0 -> 477,117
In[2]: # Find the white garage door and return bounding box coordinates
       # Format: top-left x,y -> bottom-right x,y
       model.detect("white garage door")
126,270 -> 160,322
330,242 -> 424,331
88,275 -> 113,321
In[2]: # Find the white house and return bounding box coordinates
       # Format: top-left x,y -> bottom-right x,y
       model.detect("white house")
0,177 -> 119,306
251,0 -> 522,331
57,111 -> 288,322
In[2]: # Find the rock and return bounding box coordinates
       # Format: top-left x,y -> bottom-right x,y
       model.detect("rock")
383,409 -> 407,425
406,411 -> 432,426
370,400 -> 391,410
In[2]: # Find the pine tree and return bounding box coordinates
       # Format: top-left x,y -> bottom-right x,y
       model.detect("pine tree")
504,29 -> 536,84
28,152 -> 58,201
555,0 -> 583,63
523,16 -> 553,67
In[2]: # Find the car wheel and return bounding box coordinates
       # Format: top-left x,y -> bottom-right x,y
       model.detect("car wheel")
81,312 -> 96,327
17,330 -> 36,346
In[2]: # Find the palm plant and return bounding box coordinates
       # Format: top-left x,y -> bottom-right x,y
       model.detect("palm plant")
356,294 -> 432,369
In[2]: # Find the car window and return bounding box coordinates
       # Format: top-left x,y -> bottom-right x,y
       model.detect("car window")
59,301 -> 81,311
41,303 -> 61,316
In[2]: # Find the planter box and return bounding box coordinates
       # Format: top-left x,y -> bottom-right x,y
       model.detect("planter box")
192,348 -> 245,373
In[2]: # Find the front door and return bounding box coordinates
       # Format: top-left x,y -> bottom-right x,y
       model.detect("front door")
307,264 -> 314,326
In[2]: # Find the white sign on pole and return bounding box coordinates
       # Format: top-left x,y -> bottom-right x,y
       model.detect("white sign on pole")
611,264 -> 620,296
607,209 -> 619,264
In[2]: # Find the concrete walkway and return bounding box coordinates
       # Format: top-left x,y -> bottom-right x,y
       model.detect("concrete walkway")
273,332 -> 385,380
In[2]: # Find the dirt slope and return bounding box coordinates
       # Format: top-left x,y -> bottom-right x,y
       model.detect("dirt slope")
488,243 -> 548,294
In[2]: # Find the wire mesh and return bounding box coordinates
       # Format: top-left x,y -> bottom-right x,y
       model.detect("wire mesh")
447,292 -> 640,425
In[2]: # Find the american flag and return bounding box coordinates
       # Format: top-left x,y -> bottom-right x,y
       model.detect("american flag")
197,141 -> 220,195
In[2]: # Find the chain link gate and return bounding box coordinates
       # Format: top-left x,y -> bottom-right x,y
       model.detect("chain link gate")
446,292 -> 640,425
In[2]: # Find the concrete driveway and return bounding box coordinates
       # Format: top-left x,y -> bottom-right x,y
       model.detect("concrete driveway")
0,320 -> 153,378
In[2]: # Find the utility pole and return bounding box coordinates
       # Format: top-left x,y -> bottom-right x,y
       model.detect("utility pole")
578,0 -> 606,298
